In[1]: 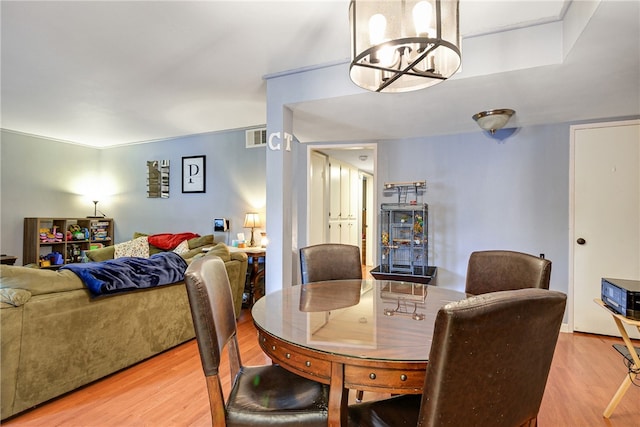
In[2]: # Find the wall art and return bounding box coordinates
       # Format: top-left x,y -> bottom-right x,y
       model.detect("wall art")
147,160 -> 170,198
182,155 -> 206,193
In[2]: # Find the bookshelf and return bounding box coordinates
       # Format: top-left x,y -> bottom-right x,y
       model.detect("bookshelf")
23,217 -> 114,267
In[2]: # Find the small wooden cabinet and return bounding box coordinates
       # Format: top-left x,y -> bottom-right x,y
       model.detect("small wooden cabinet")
23,217 -> 114,267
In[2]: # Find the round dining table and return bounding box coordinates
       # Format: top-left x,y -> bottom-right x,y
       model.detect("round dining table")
251,279 -> 467,426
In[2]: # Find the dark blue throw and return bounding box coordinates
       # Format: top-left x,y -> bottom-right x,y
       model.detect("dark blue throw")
61,252 -> 188,296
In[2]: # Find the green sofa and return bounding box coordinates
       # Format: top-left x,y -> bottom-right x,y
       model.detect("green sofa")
0,237 -> 247,420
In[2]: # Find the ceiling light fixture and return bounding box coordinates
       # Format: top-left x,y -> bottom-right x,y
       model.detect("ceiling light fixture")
472,109 -> 516,134
349,0 -> 461,93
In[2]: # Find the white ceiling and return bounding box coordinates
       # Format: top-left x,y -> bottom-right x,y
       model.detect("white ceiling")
1,1 -> 639,148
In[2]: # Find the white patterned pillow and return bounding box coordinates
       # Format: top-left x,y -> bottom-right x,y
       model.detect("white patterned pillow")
172,239 -> 190,255
114,236 -> 150,258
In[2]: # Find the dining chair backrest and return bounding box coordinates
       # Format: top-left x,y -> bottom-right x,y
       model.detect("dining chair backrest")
299,243 -> 366,403
185,256 -> 329,427
184,256 -> 241,424
185,255 -> 240,376
419,288 -> 566,427
465,250 -> 552,295
300,243 -> 362,284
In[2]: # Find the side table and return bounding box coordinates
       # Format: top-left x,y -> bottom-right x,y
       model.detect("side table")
594,298 -> 640,418
229,247 -> 265,307
0,255 -> 18,265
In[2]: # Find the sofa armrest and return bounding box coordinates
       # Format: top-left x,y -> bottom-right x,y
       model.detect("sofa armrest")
223,254 -> 248,317
230,251 -> 248,263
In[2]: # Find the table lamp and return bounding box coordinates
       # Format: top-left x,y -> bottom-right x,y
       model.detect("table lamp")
243,213 -> 262,247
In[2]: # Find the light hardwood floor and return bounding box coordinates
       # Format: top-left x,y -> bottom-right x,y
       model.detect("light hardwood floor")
2,308 -> 638,427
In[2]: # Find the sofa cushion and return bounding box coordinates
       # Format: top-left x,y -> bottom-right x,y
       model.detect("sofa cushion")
0,265 -> 84,295
0,288 -> 32,306
133,232 -> 164,254
132,233 -> 216,258
114,236 -> 150,258
86,245 -> 115,262
172,240 -> 190,255
124,233 -> 219,261
204,242 -> 231,262
148,233 -> 199,250
188,234 -> 215,249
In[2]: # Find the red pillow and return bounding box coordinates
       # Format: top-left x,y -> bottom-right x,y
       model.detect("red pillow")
148,232 -> 200,250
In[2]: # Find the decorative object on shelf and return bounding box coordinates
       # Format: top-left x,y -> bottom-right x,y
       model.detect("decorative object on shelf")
182,155 -> 206,193
260,232 -> 269,248
243,213 -> 262,247
87,200 -> 106,218
349,0 -> 461,93
472,109 -> 515,134
147,160 -> 170,198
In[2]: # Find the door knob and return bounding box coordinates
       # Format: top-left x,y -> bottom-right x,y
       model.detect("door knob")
577,238 -> 586,245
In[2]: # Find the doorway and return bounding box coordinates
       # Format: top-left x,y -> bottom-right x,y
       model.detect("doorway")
308,145 -> 376,269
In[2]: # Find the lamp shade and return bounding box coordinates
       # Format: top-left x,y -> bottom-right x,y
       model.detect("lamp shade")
349,0 -> 461,93
243,213 -> 262,229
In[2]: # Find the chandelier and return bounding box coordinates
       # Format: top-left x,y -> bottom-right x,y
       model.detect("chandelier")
349,0 -> 461,93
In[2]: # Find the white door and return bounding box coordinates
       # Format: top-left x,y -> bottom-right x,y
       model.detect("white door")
363,173 -> 374,266
328,220 -> 341,244
329,162 -> 341,220
571,120 -> 640,338
340,163 -> 351,219
349,168 -> 360,220
309,152 -> 327,246
340,219 -> 358,246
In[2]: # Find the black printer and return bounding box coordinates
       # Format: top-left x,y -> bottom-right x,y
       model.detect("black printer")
601,278 -> 640,320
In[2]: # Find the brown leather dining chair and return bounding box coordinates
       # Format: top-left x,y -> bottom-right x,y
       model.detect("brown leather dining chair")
299,243 -> 362,284
465,250 -> 552,295
299,243 -> 366,401
348,288 -> 567,427
184,256 -> 328,426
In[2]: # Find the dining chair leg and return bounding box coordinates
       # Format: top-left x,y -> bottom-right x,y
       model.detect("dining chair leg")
355,390 -> 364,402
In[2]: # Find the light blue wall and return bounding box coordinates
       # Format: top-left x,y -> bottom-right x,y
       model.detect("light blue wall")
380,124 -> 569,291
0,128 -> 266,264
299,123 -> 570,294
100,130 -> 266,242
1,131 -> 100,264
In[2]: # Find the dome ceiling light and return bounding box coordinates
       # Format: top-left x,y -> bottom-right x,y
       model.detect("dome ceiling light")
472,109 -> 516,134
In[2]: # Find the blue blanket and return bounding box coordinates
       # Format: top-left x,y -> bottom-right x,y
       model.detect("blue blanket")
61,252 -> 188,296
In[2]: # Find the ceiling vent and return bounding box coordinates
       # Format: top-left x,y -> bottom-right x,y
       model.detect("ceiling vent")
246,128 -> 267,148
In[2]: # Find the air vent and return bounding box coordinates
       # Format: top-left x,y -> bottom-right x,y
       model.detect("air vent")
246,128 -> 267,148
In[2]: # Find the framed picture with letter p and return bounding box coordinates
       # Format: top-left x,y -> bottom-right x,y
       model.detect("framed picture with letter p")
182,155 -> 206,193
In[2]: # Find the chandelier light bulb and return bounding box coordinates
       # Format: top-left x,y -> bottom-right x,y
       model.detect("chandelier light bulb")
413,1 -> 433,37
378,45 -> 397,67
369,13 -> 387,45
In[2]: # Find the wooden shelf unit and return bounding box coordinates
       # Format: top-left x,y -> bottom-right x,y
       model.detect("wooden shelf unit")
23,217 -> 114,267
